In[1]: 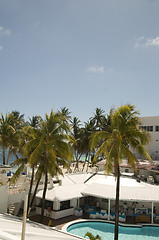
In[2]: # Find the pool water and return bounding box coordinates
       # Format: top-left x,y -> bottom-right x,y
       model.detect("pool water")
67,221 -> 159,240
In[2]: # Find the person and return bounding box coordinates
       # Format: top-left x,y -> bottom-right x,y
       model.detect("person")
153,206 -> 157,222
153,206 -> 156,217
48,219 -> 52,227
46,205 -> 51,217
123,202 -> 127,214
96,201 -> 100,211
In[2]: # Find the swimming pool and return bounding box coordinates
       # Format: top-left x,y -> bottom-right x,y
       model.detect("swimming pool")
66,220 -> 159,240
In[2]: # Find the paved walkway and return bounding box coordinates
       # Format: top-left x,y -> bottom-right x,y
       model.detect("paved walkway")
29,213 -> 90,230
29,212 -> 137,231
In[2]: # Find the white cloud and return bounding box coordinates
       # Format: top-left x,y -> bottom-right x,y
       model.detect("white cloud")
0,26 -> 11,37
134,36 -> 159,48
87,66 -> 104,73
145,37 -> 159,47
0,46 -> 3,51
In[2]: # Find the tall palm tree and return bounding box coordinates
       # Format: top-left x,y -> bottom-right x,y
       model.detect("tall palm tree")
0,111 -> 26,165
90,108 -> 106,131
81,121 -> 96,171
10,125 -> 38,214
71,117 -> 83,170
11,110 -> 25,129
28,115 -> 42,128
0,113 -> 16,165
90,104 -> 151,240
58,107 -> 72,124
26,110 -> 73,223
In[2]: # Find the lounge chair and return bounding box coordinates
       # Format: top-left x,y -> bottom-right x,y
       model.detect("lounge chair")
119,215 -> 126,222
90,211 -> 96,219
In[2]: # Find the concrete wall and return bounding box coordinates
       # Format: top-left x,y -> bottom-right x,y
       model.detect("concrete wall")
70,198 -> 78,208
8,191 -> 27,205
0,186 -> 8,213
36,206 -> 74,219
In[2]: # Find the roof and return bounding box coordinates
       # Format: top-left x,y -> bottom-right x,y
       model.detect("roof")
53,173 -> 93,186
37,173 -> 93,201
82,175 -> 159,202
0,214 -> 83,240
36,184 -> 85,201
37,173 -> 159,203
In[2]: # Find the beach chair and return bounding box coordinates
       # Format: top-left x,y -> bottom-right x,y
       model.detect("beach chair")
119,215 -> 126,222
90,211 -> 96,219
110,213 -> 115,220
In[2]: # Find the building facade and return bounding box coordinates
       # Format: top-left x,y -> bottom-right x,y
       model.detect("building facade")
134,116 -> 159,160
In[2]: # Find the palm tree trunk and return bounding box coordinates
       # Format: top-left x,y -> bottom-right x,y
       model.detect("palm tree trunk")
114,165 -> 120,240
2,146 -> 5,165
29,176 -> 41,211
6,147 -> 12,165
86,154 -> 91,172
74,153 -> 82,171
40,169 -> 48,223
27,166 -> 35,216
82,152 -> 88,171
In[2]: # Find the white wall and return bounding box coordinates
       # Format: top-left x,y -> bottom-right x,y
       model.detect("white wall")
8,191 -> 27,205
70,198 -> 78,208
36,206 -> 74,219
133,116 -> 159,160
0,186 -> 8,213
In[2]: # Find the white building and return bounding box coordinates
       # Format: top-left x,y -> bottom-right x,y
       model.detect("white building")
36,172 -> 159,224
0,165 -> 11,213
137,116 -> 159,160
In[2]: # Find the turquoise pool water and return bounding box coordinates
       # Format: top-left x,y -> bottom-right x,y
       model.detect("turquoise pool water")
67,221 -> 159,240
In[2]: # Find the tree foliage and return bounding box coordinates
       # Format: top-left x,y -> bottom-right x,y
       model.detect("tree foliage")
90,104 -> 151,240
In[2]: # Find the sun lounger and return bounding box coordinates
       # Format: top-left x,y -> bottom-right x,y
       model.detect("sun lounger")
100,212 -> 108,219
119,215 -> 126,222
110,213 -> 115,220
90,211 -> 96,219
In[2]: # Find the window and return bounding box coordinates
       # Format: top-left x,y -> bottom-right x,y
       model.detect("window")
147,126 -> 153,132
60,200 -> 70,210
140,126 -> 147,130
140,126 -> 153,132
156,126 -> 159,132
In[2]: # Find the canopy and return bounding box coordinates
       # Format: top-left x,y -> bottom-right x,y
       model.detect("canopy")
36,184 -> 85,202
82,182 -> 159,202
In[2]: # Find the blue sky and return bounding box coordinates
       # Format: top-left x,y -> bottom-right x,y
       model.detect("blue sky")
0,0 -> 159,123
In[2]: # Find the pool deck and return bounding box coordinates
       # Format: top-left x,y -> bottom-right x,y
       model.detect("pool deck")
29,213 -> 90,229
29,212 -> 136,230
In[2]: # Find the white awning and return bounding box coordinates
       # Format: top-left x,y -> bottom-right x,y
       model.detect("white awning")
36,184 -> 85,202
81,182 -> 159,202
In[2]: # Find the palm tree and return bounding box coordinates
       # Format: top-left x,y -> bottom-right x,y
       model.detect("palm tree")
11,110 -> 25,129
84,232 -> 101,240
90,104 -> 151,240
0,111 -> 26,165
0,113 -> 16,165
10,125 -> 38,214
81,121 -> 96,171
26,110 -> 73,223
71,117 -> 83,170
90,108 -> 106,131
58,107 -> 72,124
28,115 -> 42,128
